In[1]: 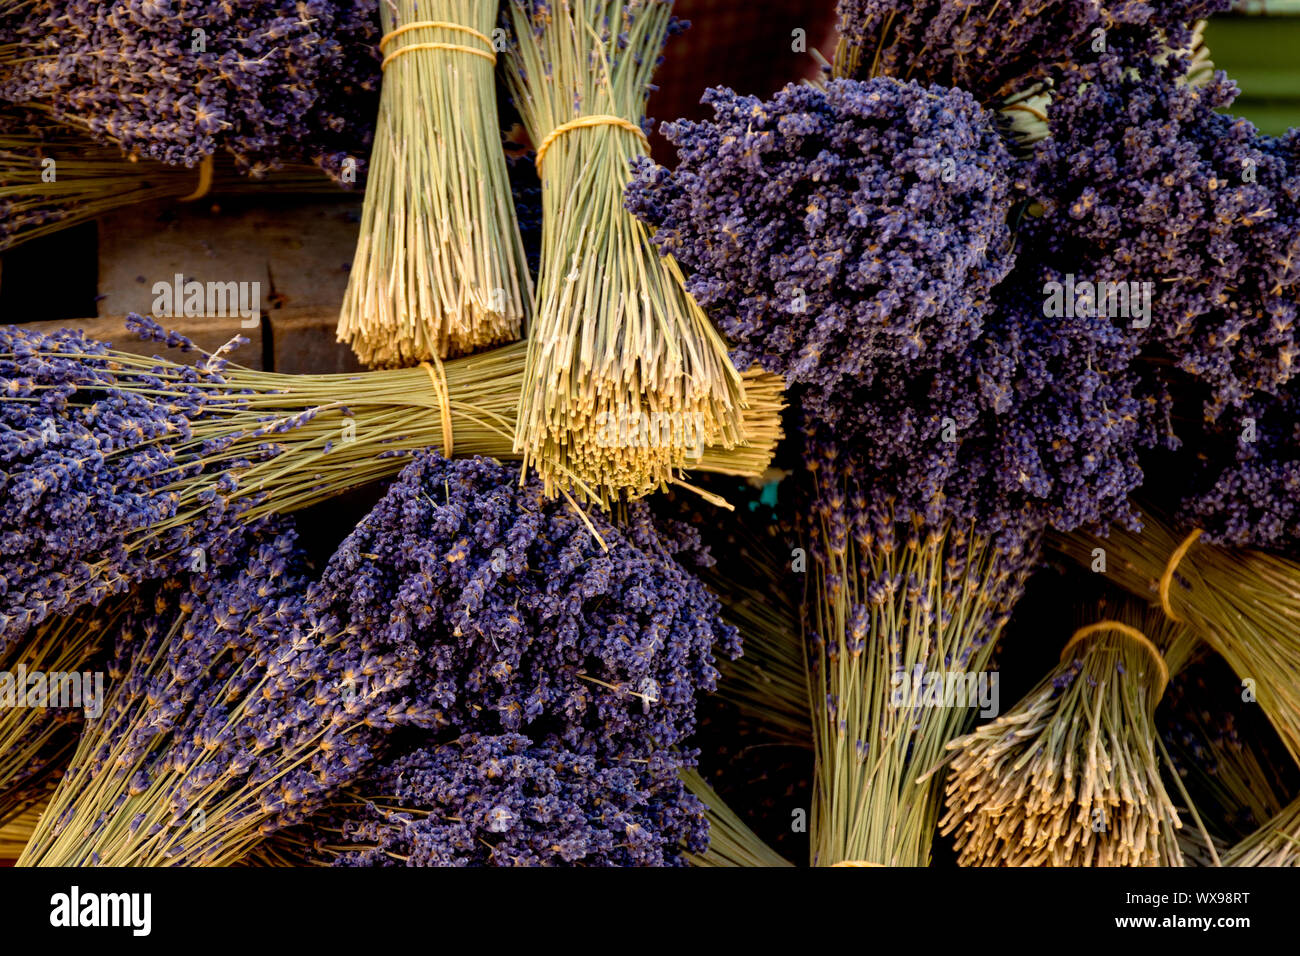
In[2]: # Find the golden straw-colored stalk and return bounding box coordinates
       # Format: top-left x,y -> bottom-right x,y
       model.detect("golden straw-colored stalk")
0,799 -> 45,860
338,0 -> 531,365
0,597 -> 132,812
935,601 -> 1200,867
682,769 -> 793,867
1053,509 -> 1300,766
501,0 -> 748,504
1224,795 -> 1300,867
0,112 -> 344,253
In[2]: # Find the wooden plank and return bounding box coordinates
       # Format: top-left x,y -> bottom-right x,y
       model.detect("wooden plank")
95,195 -> 362,321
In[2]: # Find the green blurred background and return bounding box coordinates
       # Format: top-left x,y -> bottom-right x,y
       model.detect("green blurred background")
1211,2 -> 1300,134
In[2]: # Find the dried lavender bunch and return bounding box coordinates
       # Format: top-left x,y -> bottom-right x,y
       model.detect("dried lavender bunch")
802,437 -> 1038,866
0,108 -> 345,253
796,270 -> 1157,866
936,602 -> 1199,866
337,0 -> 532,365
1055,510 -> 1300,767
0,319 -> 780,648
19,526 -> 422,867
0,594 -> 132,824
0,0 -> 380,180
501,0 -> 748,503
627,78 -> 1016,448
1023,36 -> 1298,421
1161,655 -> 1295,843
314,453 -> 742,761
831,0 -> 1227,99
265,733 -> 705,866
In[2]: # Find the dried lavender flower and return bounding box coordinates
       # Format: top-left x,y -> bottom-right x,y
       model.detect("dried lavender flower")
268,733 -> 706,866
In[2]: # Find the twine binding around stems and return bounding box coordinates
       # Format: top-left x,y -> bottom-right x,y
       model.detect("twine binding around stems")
1059,620 -> 1171,700
179,155 -> 214,202
1158,529 -> 1203,624
533,115 -> 651,172
419,357 -> 454,457
379,20 -> 497,69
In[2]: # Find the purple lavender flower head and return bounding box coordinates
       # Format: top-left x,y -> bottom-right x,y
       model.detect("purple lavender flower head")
312,453 -> 740,762
0,1 -> 380,179
628,77 -> 1016,439
0,323 -> 269,649
1022,34 -> 1297,421
295,733 -> 706,867
833,0 -> 1229,101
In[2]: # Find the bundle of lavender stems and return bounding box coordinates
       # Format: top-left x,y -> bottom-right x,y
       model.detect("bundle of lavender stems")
0,316 -> 783,647
0,108 -> 349,254
933,599 -> 1203,866
18,453 -> 742,866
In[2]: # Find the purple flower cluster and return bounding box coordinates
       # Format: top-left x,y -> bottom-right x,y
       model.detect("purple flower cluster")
1178,383 -> 1300,551
833,0 -> 1228,100
627,78 -> 1015,440
1023,39 -> 1299,421
0,321 -> 270,649
25,524 -> 422,864
0,1 -> 380,180
287,733 -> 705,866
313,453 -> 740,762
629,77 -> 1155,539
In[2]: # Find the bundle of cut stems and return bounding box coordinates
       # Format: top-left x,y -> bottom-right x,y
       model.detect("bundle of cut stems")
1053,509 -> 1300,765
501,0 -> 747,503
0,596 -> 132,817
0,799 -> 44,859
338,0 -> 531,366
682,769 -> 792,867
933,601 -> 1201,866
5,328 -> 783,630
1162,657 -> 1294,842
690,512 -> 808,748
805,470 -> 1035,866
0,112 -> 345,253
1225,795 -> 1300,866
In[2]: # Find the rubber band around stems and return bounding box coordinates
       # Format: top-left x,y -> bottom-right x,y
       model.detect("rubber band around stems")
1158,529 -> 1203,624
1059,620 -> 1170,701
419,357 -> 454,458
533,115 -> 651,173
179,155 -> 214,202
379,20 -> 496,69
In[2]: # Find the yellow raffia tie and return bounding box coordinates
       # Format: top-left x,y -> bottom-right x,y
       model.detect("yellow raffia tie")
419,356 -> 454,458
831,861 -> 885,867
1060,620 -> 1170,701
1158,529 -> 1203,624
379,20 -> 497,69
533,115 -> 651,173
179,155 -> 214,202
